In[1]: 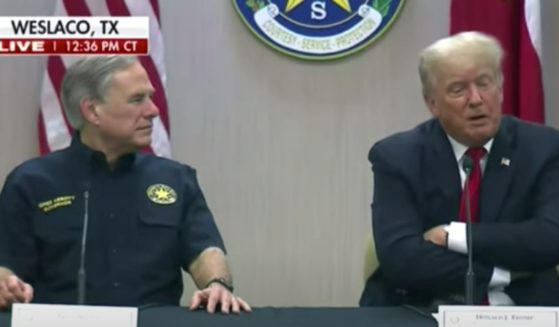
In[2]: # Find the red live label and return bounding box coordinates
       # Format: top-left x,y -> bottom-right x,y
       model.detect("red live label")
0,38 -> 148,55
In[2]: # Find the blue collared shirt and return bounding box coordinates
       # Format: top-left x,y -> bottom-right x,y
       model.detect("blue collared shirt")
0,135 -> 225,306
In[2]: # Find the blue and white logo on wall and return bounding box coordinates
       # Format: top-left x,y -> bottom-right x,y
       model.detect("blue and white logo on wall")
233,0 -> 405,60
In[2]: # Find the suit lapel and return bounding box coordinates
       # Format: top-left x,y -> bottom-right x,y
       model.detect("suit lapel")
424,120 -> 462,220
480,117 -> 516,222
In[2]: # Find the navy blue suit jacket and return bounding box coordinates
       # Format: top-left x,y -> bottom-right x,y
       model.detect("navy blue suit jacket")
360,116 -> 559,306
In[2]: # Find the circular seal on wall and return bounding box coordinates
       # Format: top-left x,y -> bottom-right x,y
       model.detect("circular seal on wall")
233,0 -> 405,60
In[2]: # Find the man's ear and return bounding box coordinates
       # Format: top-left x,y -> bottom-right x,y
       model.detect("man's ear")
79,97 -> 100,125
424,94 -> 439,118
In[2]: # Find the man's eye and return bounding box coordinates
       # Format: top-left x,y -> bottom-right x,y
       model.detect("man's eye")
477,78 -> 493,89
130,96 -> 145,103
449,84 -> 464,95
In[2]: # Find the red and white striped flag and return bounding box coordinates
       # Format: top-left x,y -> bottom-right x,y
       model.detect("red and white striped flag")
38,0 -> 171,157
450,0 -> 544,123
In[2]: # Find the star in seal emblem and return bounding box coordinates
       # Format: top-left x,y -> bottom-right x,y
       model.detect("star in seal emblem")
147,184 -> 177,205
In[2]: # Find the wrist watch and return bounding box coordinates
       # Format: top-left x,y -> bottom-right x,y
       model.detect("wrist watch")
205,277 -> 234,293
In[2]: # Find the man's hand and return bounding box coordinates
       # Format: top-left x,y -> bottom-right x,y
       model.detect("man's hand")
188,247 -> 250,314
423,225 -> 448,247
0,275 -> 33,310
189,283 -> 251,314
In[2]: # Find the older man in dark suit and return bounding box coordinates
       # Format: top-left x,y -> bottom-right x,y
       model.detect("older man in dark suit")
360,31 -> 559,306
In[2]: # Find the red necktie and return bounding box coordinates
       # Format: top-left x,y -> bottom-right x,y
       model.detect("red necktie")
458,147 -> 489,305
458,148 -> 486,223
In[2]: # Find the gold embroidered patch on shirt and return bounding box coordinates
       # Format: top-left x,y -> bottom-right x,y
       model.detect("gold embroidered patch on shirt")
147,184 -> 177,205
38,195 -> 76,212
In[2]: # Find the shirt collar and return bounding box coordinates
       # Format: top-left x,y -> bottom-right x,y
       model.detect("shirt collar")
69,132 -> 136,172
446,135 -> 494,163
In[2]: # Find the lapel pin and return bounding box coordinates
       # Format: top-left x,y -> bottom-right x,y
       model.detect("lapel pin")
500,157 -> 510,167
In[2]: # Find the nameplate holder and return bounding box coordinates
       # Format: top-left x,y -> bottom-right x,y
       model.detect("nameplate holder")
433,305 -> 558,327
12,303 -> 138,327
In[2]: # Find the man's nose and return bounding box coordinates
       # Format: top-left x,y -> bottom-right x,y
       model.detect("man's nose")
468,85 -> 483,107
145,98 -> 160,117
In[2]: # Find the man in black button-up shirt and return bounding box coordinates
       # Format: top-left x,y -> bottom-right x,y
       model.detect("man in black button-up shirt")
0,56 -> 250,313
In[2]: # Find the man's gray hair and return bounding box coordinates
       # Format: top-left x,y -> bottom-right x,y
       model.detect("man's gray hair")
418,31 -> 504,97
60,56 -> 139,130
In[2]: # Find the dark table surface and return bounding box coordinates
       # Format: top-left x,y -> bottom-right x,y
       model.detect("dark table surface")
0,306 -> 437,327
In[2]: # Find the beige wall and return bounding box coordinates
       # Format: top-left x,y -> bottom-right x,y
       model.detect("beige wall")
541,0 -> 559,123
0,1 -> 557,307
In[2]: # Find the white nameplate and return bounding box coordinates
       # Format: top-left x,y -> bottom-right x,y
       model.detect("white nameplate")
11,303 -> 138,327
433,305 -> 559,327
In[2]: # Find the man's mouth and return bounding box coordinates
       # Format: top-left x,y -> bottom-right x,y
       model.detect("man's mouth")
469,114 -> 488,125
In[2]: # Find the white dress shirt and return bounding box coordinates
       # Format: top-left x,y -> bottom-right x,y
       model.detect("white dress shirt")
445,136 -> 514,305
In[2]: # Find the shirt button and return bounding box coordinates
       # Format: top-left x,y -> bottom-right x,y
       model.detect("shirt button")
111,248 -> 118,254
109,213 -> 115,219
113,282 -> 120,287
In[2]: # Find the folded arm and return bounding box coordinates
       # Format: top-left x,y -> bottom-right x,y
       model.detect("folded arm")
371,144 -> 494,294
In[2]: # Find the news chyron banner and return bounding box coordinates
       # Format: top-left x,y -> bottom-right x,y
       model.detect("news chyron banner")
0,17 -> 149,55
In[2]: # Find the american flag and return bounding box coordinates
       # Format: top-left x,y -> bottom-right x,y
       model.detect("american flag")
38,0 -> 171,157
